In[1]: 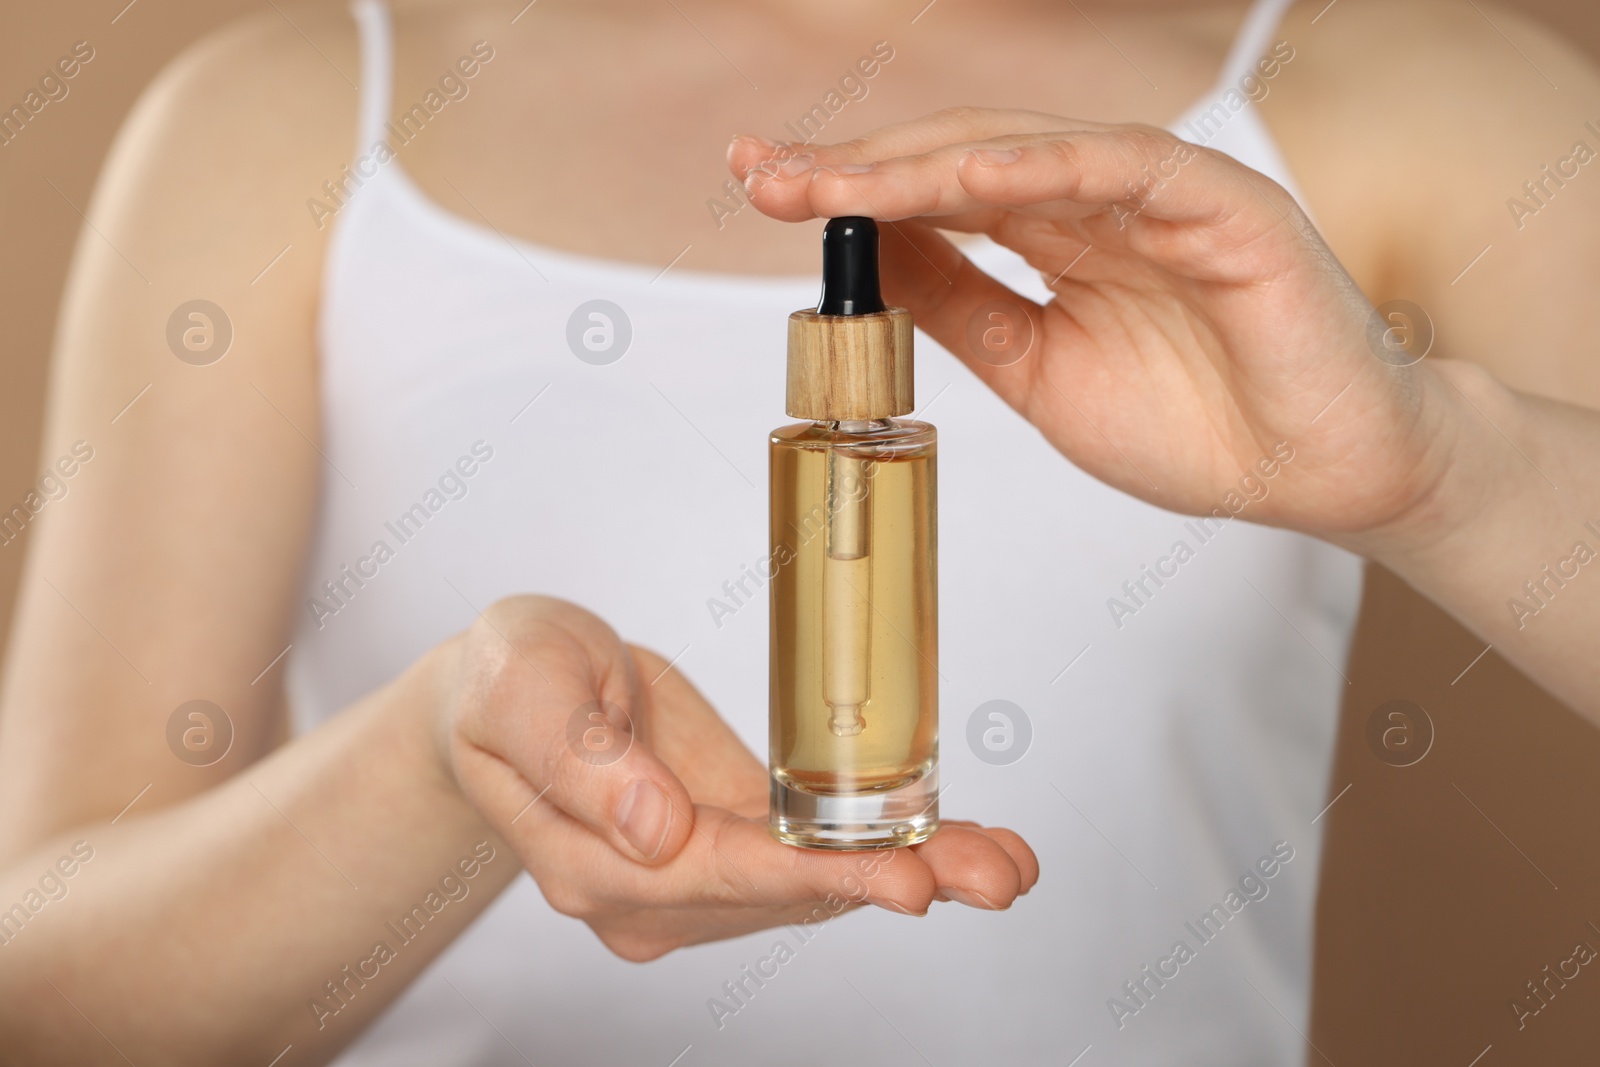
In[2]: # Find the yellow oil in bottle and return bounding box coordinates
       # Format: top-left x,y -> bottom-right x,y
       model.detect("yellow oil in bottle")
769,418 -> 938,848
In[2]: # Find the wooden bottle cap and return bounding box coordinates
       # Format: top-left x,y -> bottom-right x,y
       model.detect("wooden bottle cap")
786,306 -> 913,421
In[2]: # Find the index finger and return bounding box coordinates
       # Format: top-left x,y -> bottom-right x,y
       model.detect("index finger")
557,805 -> 1037,918
728,106 -> 1097,182
523,803 -> 940,916
661,808 -> 944,915
748,127 -> 1310,285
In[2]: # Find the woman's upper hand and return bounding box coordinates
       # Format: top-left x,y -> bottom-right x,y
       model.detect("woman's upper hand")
730,110 -> 1472,551
431,596 -> 1038,961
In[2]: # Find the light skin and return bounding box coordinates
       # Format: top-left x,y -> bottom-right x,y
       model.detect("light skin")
2,0 -> 1599,1063
731,113 -> 1600,718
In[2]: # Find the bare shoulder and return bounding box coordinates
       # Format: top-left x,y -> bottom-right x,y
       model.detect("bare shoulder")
59,3 -> 362,441
139,5 -> 358,151
1263,0 -> 1600,281
101,6 -> 358,262
1265,0 -> 1598,163
1261,0 -> 1600,400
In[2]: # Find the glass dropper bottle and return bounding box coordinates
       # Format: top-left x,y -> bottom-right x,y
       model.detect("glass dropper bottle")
768,217 -> 939,850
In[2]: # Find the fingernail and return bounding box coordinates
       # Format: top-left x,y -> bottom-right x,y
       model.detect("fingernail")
615,780 -> 671,860
813,162 -> 876,177
965,147 -> 1022,167
727,133 -> 773,163
875,899 -> 928,917
776,153 -> 816,177
944,887 -> 1006,910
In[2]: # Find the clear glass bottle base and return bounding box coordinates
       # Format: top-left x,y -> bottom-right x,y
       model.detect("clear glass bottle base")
769,765 -> 939,850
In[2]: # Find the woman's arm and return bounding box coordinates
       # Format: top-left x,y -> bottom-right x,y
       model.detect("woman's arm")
1266,0 -> 1600,701
0,642 -> 517,1064
1343,368 -> 1600,717
3,586 -> 1039,1066
0,12 -> 505,1062
1179,18 -> 1600,713
731,111 -> 1600,719
0,8 -> 353,861
0,23 -> 1037,1063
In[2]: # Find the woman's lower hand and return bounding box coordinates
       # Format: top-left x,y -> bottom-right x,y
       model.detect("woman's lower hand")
431,596 -> 1038,961
730,111 -> 1474,551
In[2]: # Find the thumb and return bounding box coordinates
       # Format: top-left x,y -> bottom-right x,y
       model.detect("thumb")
539,680 -> 697,867
453,596 -> 697,866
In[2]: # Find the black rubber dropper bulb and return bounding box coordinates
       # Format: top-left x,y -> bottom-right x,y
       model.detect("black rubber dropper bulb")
817,216 -> 886,316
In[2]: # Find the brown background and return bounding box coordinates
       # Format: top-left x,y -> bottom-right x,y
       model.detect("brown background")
4,1 -> 1599,1062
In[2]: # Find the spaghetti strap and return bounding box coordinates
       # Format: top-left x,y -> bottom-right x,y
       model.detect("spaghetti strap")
1215,0 -> 1297,88
350,0 -> 393,154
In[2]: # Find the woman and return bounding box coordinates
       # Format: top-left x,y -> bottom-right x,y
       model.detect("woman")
3,0 -> 1598,1064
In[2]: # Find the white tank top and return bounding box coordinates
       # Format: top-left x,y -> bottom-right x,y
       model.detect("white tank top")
291,1 -> 1360,1062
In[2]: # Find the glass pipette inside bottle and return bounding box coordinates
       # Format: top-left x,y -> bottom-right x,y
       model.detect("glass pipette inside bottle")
823,443 -> 871,736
